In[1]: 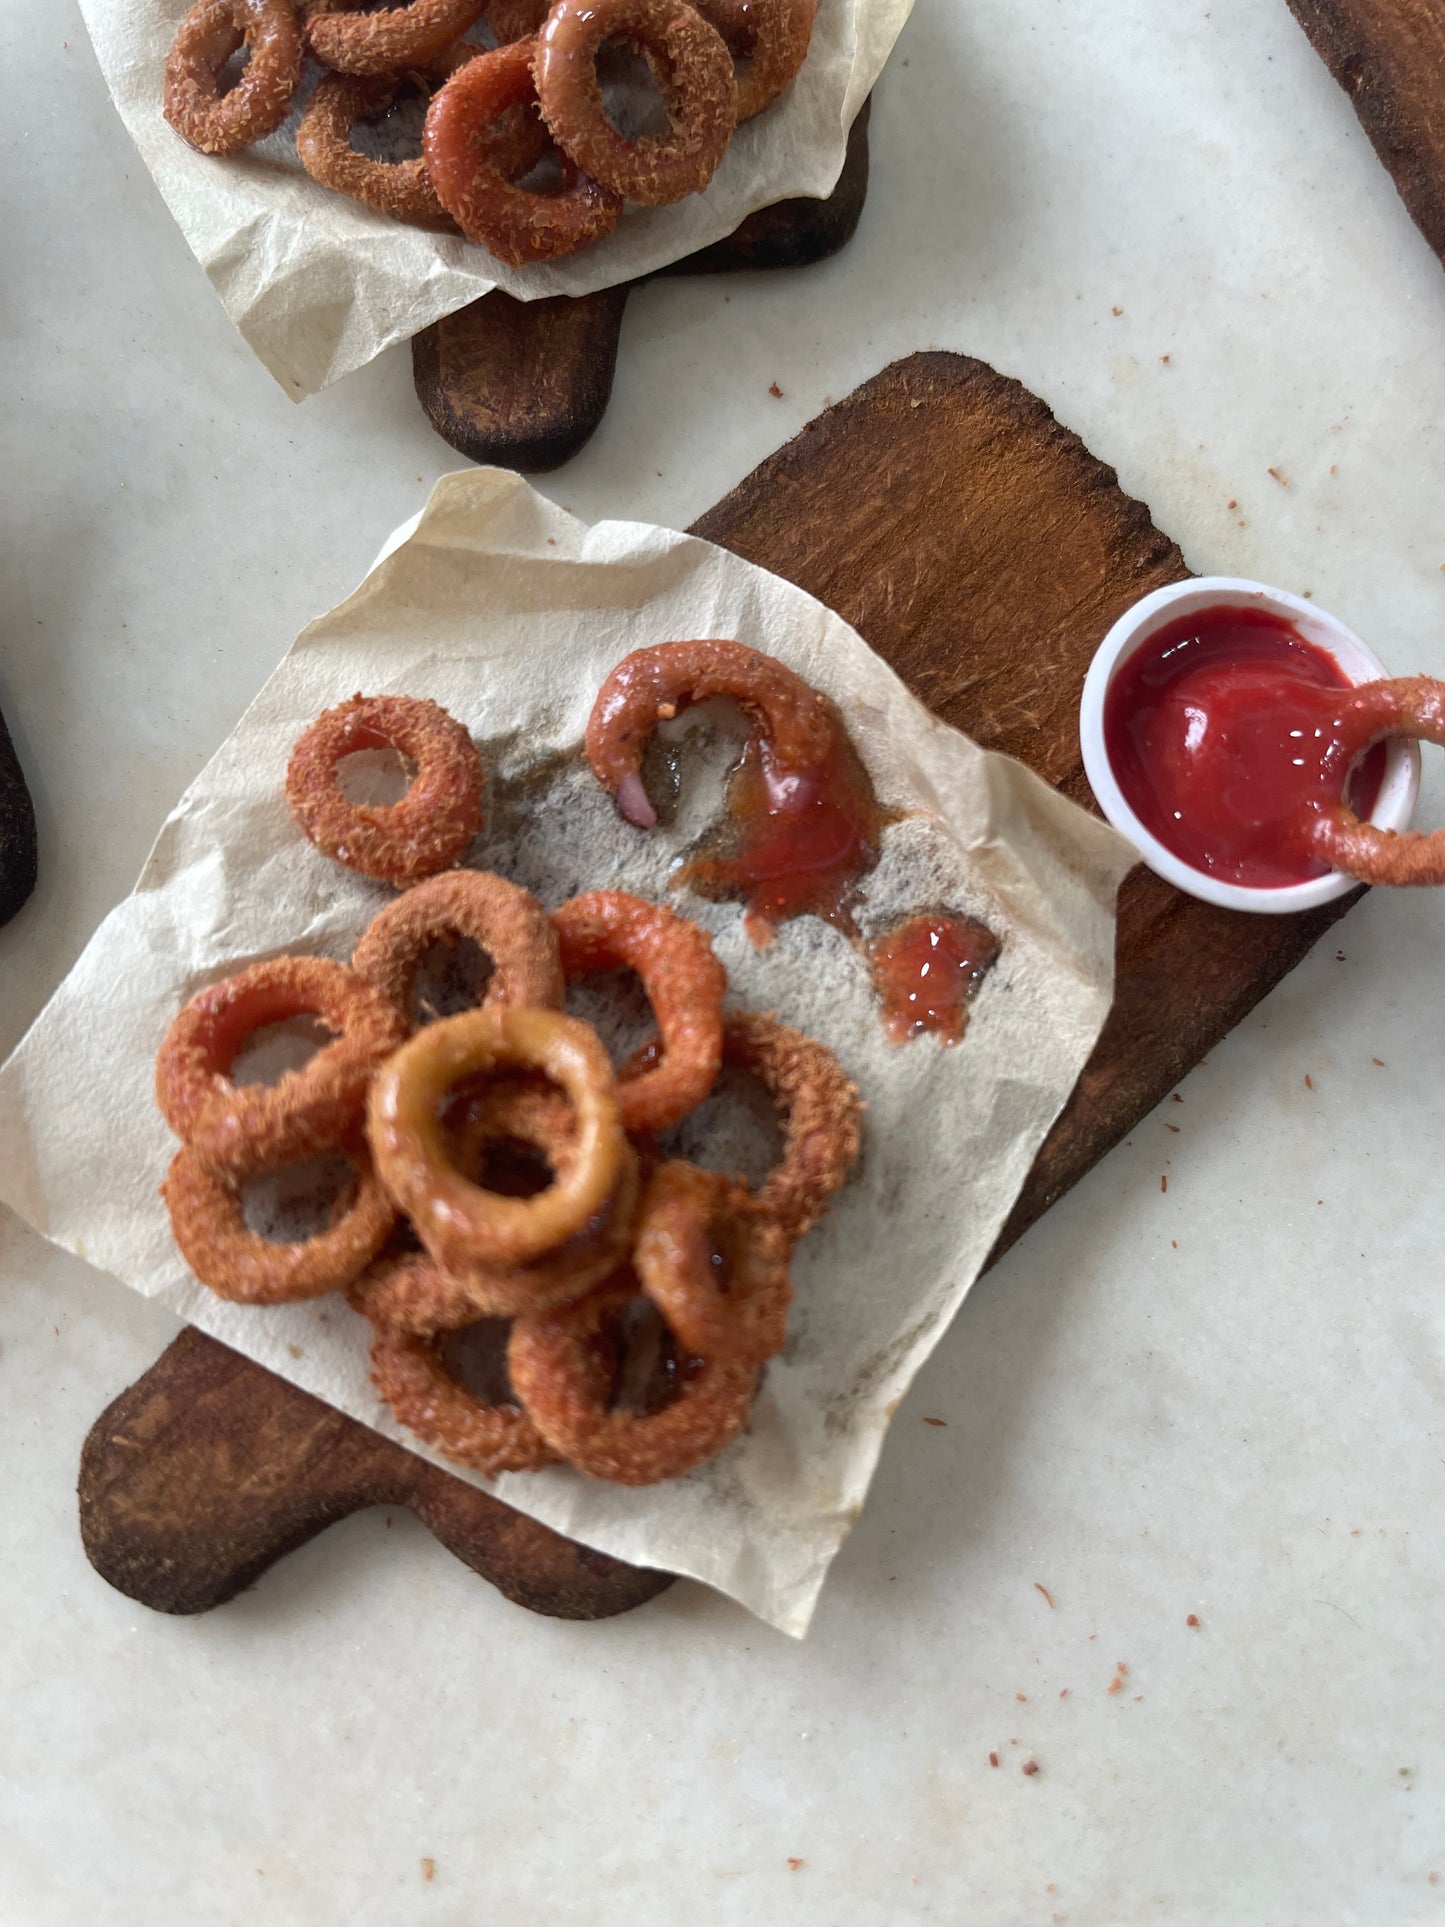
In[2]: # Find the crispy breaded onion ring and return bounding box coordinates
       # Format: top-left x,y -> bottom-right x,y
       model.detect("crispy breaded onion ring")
367,1005 -> 631,1272
295,47 -> 498,224
285,694 -> 484,886
633,1159 -> 790,1364
164,1139 -> 395,1303
509,1272 -> 757,1483
552,890 -> 725,1134
358,1257 -> 561,1474
424,39 -> 623,264
155,956 -> 408,1174
624,1010 -> 860,1247
163,0 -> 303,155
352,870 -> 564,1026
1307,677 -> 1445,886
585,638 -> 834,828
533,0 -> 736,205
305,0 -> 487,76
694,0 -> 817,121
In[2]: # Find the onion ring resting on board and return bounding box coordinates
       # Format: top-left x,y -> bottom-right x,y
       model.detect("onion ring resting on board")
694,0 -> 817,122
367,1005 -> 632,1271
509,1273 -> 758,1484
155,956 -> 408,1174
551,890 -> 726,1135
533,0 -> 736,206
163,0 -> 303,156
424,39 -> 623,264
633,1159 -> 791,1365
352,870 -> 564,1026
285,694 -> 484,886
163,1139 -> 396,1304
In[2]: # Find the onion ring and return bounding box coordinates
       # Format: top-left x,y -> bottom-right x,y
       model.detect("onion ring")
155,956 -> 408,1174
286,694 -> 484,886
424,39 -> 623,264
534,0 -> 736,206
585,639 -> 834,828
368,1005 -> 632,1273
694,0 -> 816,120
509,1274 -> 757,1484
358,1257 -> 560,1474
306,0 -> 487,77
625,1010 -> 860,1246
551,890 -> 726,1134
1306,677 -> 1445,886
633,1159 -> 790,1364
164,1139 -> 395,1304
296,48 -> 502,225
163,0 -> 303,156
353,870 -> 564,1026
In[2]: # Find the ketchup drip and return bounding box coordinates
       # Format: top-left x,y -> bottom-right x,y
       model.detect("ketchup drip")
868,912 -> 1000,1045
676,710 -> 882,944
1103,605 -> 1387,888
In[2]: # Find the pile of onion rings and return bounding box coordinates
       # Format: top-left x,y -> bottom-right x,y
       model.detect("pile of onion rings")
162,0 -> 818,265
156,680 -> 864,1486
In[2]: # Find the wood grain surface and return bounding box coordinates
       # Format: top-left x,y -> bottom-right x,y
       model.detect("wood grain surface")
0,701 -> 37,929
1284,0 -> 1445,269
412,101 -> 871,471
80,349 -> 1361,1620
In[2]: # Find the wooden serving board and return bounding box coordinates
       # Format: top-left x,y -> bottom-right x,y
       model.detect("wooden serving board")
1284,0 -> 1445,271
0,701 -> 37,930
411,100 -> 871,472
79,350 -> 1362,1621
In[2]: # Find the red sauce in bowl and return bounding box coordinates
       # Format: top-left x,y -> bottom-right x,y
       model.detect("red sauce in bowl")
1102,604 -> 1387,888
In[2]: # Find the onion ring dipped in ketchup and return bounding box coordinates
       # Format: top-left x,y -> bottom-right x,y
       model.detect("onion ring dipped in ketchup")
1101,604 -> 1445,889
585,639 -> 883,944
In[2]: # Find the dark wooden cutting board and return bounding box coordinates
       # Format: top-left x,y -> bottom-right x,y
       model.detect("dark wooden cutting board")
0,701 -> 37,930
1284,0 -> 1445,271
411,101 -> 870,471
79,351 -> 1361,1621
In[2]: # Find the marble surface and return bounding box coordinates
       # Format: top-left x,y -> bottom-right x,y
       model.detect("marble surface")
4,0 -> 1445,1921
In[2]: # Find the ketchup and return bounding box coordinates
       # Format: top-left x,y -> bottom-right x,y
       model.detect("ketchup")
868,912 -> 1000,1045
1102,604 -> 1386,888
676,711 -> 882,944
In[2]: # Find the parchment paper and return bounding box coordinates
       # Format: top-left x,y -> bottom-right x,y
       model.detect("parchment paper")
76,0 -> 912,397
0,469 -> 1133,1634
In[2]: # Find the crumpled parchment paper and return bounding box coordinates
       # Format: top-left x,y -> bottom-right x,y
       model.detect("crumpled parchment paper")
0,469 -> 1134,1634
76,0 -> 912,396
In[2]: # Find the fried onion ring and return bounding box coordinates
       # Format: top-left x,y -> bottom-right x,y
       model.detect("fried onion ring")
163,0 -> 303,156
509,1273 -> 757,1484
1306,677 -> 1445,886
353,870 -> 564,1026
625,1010 -> 860,1247
296,47 -> 495,224
368,1005 -> 632,1274
286,694 -> 484,886
359,1259 -> 560,1474
424,39 -> 623,264
482,0 -> 550,41
155,956 -> 408,1173
694,0 -> 816,121
585,638 -> 834,828
534,0 -> 736,206
551,890 -> 726,1134
163,1139 -> 395,1303
305,0 -> 487,76
633,1159 -> 790,1364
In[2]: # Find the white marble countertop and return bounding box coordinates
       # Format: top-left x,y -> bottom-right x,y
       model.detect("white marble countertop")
5,0 -> 1445,1921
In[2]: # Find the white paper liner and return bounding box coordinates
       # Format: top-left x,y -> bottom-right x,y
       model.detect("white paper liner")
77,0 -> 912,396
0,469 -> 1133,1633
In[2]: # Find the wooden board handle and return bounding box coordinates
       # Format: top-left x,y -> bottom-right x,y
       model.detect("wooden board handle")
79,1328 -> 673,1621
